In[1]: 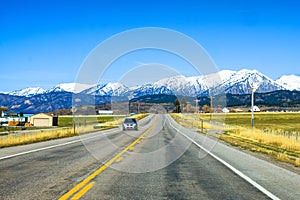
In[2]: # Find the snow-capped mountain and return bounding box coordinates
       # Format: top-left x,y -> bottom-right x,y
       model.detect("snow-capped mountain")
152,75 -> 208,97
83,82 -> 129,96
1,69 -> 300,113
8,87 -> 46,97
83,82 -> 175,99
2,69 -> 300,100
276,75 -> 300,91
150,70 -> 237,97
202,69 -> 285,96
129,84 -> 174,100
47,83 -> 95,94
129,69 -> 285,97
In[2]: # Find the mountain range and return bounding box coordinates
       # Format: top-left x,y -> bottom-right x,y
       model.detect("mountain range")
4,69 -> 300,97
1,69 -> 300,113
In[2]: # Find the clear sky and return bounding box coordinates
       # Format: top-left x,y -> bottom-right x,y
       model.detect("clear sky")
1,0 -> 300,92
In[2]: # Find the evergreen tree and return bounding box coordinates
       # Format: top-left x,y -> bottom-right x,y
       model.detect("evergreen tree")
181,97 -> 187,112
0,107 -> 8,117
174,98 -> 181,113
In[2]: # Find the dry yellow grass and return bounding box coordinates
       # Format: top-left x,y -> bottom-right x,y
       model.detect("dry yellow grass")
222,125 -> 300,167
0,127 -> 75,148
170,113 -> 227,131
0,125 -> 109,148
222,125 -> 300,150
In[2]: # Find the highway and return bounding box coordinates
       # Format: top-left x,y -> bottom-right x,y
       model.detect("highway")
0,114 -> 300,200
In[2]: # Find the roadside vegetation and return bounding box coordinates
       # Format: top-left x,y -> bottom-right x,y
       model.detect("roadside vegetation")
0,113 -> 148,148
171,112 -> 300,167
0,126 -> 53,133
58,115 -> 126,127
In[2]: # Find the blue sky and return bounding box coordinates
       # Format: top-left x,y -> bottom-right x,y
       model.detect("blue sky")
1,0 -> 300,91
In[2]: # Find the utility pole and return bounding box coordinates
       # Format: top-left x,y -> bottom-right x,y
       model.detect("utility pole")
251,86 -> 255,128
194,99 -> 199,114
249,82 -> 260,128
210,96 -> 213,121
128,102 -> 130,116
71,107 -> 77,134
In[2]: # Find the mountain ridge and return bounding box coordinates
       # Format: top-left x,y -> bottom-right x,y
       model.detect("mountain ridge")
1,69 -> 300,113
4,69 -> 300,98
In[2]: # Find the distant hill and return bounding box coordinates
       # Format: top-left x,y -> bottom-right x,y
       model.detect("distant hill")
197,90 -> 300,108
129,94 -> 177,103
1,90 -> 300,114
0,92 -> 111,114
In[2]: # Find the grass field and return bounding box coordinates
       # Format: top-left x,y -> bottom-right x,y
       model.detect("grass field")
58,115 -> 126,127
171,112 -> 300,167
221,112 -> 299,133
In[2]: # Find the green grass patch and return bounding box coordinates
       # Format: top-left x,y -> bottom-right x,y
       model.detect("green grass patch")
0,126 -> 53,133
224,112 -> 300,131
58,115 -> 126,127
201,112 -> 300,133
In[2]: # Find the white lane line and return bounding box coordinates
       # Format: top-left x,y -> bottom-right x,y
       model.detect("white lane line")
0,129 -> 120,161
167,117 -> 281,200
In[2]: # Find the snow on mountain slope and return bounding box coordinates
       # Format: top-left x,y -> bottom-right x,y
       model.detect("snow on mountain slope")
83,82 -> 129,96
276,75 -> 300,90
150,69 -> 283,96
8,87 -> 45,97
130,83 -> 174,98
99,82 -> 129,96
154,75 -> 193,96
217,70 -> 236,80
47,83 -> 95,93
205,69 -> 285,95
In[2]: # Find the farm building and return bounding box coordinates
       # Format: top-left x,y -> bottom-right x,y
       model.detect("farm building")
30,113 -> 58,127
230,108 -> 244,112
222,107 -> 230,113
249,106 -> 261,112
0,112 -> 33,126
98,110 -> 113,115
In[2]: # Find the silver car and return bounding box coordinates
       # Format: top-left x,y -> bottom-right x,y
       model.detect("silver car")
122,117 -> 138,131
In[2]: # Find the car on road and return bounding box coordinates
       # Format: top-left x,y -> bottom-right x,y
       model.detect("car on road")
122,117 -> 138,131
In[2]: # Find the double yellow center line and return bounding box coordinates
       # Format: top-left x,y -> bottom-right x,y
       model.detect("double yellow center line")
59,120 -> 157,200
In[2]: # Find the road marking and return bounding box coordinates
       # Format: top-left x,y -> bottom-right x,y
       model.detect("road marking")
71,181 -> 95,200
115,156 -> 123,163
0,129 -> 120,161
129,146 -> 134,151
59,119 -> 158,200
167,117 -> 281,200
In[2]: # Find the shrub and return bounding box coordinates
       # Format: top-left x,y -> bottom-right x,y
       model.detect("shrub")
25,123 -> 33,127
8,120 -> 19,126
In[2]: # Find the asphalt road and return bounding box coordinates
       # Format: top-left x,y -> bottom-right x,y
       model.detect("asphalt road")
0,114 -> 299,200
